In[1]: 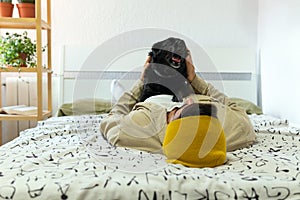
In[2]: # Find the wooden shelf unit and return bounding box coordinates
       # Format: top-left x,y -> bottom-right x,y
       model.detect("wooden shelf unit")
0,111 -> 52,121
0,0 -> 52,145
0,17 -> 51,30
0,67 -> 50,73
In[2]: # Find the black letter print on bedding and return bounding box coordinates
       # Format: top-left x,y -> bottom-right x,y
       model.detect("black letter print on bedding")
264,186 -> 290,199
0,186 -> 16,200
26,183 -> 45,198
55,183 -> 70,200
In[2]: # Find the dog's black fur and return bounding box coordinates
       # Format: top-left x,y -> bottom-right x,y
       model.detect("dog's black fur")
139,37 -> 193,102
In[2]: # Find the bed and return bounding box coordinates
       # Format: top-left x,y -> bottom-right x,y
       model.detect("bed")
0,110 -> 300,199
1,44 -> 298,199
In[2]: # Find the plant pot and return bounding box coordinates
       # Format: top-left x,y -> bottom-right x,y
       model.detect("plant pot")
16,3 -> 35,18
0,2 -> 14,17
5,53 -> 28,68
19,52 -> 28,67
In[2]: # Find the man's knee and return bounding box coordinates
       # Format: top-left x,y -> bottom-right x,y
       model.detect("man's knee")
100,114 -> 121,138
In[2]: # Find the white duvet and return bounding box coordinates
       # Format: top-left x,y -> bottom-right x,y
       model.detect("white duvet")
0,114 -> 299,200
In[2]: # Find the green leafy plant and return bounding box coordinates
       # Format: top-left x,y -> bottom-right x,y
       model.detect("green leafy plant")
0,31 -> 44,68
0,0 -> 13,3
17,0 -> 35,3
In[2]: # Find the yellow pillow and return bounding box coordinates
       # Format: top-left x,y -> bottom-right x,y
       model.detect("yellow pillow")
163,116 -> 226,168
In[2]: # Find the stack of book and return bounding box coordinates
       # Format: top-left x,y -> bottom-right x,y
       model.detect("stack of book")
0,105 -> 38,115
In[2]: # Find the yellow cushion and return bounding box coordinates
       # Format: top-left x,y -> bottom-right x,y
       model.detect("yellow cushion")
163,116 -> 226,168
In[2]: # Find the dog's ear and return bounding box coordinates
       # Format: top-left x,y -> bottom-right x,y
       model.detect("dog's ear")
148,51 -> 155,63
149,49 -> 162,63
148,51 -> 153,57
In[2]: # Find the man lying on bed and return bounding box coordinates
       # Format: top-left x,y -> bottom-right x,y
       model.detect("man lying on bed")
100,41 -> 256,167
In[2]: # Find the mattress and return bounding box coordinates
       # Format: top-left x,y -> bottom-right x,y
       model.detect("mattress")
0,114 -> 299,199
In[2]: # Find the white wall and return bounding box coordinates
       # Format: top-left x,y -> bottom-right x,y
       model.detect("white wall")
51,0 -> 259,113
258,0 -> 300,124
52,0 -> 257,48
51,0 -> 258,73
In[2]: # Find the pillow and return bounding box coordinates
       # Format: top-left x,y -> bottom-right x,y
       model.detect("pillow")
229,97 -> 263,114
57,98 -> 112,116
57,103 -> 73,117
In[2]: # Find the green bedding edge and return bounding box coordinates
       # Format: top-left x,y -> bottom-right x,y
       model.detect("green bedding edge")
57,97 -> 262,117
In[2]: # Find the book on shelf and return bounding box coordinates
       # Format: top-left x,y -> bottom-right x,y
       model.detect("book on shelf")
0,105 -> 38,115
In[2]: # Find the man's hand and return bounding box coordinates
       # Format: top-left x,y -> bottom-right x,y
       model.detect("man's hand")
140,56 -> 151,81
186,50 -> 196,82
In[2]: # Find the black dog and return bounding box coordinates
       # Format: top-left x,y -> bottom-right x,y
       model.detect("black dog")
139,37 -> 193,102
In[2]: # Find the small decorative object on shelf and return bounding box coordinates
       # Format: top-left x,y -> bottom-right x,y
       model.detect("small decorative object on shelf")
16,0 -> 35,18
0,0 -> 14,17
0,31 -> 45,68
0,105 -> 38,115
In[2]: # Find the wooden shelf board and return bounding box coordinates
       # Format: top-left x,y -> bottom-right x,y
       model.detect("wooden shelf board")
0,111 -> 52,121
0,67 -> 50,73
0,17 -> 50,30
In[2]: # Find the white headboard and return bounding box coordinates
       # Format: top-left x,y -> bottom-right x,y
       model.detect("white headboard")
58,45 -> 259,106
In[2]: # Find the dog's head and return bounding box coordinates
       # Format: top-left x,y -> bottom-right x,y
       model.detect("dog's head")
148,37 -> 188,78
139,37 -> 192,102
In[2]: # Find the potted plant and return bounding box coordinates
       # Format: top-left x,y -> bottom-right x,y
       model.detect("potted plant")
0,31 -> 44,68
0,0 -> 14,17
16,0 -> 35,18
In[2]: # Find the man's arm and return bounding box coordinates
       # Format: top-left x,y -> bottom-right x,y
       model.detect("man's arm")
189,76 -> 227,104
108,56 -> 151,116
110,79 -> 143,115
186,50 -> 228,104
